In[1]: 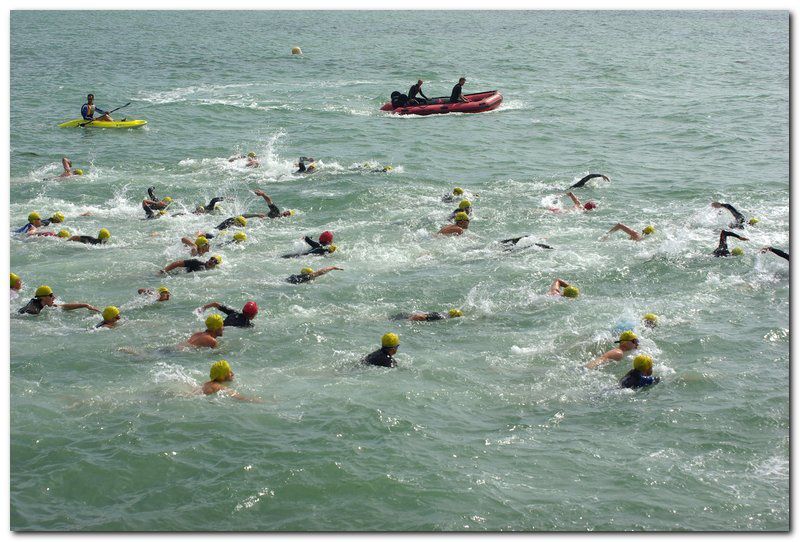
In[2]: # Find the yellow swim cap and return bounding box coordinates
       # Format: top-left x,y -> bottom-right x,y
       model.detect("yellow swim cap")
301,267 -> 314,275
458,199 -> 471,210
51,212 -> 65,223
233,232 -> 247,242
731,247 -> 744,256
454,212 -> 469,223
209,359 -> 232,381
328,244 -> 337,253
448,309 -> 463,318
383,166 -> 393,172
28,212 -> 41,223
163,197 -> 173,203
195,236 -> 209,247
563,285 -> 580,298
633,354 -> 653,372
748,217 -> 759,225
195,205 -> 205,213
210,255 -> 222,265
643,313 -> 658,323
381,332 -> 400,348
35,285 -> 53,297
642,225 -> 655,235
98,228 -> 111,240
158,210 -> 167,216
157,286 -> 169,294
235,215 -> 247,227
247,152 -> 257,158
57,229 -> 70,238
205,313 -> 224,331
453,187 -> 464,195
102,306 -> 120,321
288,210 -> 296,216
618,330 -> 638,343
74,169 -> 84,175
10,273 -> 20,288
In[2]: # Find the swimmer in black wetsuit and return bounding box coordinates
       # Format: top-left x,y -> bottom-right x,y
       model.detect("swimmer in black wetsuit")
201,300 -> 258,328
442,187 -> 465,203
142,187 -> 173,219
195,197 -> 224,214
215,214 -> 266,230
281,231 -> 336,258
296,157 -> 317,174
253,189 -> 294,218
158,256 -> 222,275
285,266 -> 342,284
568,173 -> 610,189
500,236 -> 554,250
760,246 -> 789,261
391,309 -> 463,322
362,333 -> 400,368
713,230 -> 748,257
67,228 -> 110,245
18,285 -> 99,315
619,354 -> 660,389
711,201 -> 746,229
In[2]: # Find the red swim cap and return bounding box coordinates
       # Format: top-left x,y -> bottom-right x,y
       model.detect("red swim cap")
242,301 -> 258,318
583,201 -> 597,211
319,231 -> 334,245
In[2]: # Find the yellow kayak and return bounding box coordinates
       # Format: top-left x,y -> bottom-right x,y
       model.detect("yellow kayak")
58,119 -> 147,128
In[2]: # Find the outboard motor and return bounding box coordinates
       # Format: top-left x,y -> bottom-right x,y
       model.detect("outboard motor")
390,91 -> 408,108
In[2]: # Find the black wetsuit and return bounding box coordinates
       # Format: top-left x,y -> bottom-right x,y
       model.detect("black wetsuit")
281,237 -> 330,258
500,236 -> 554,250
204,197 -> 224,212
215,214 -> 261,231
18,298 -> 44,315
217,304 -> 253,327
362,347 -> 397,368
183,259 -> 207,273
764,247 -> 790,261
569,173 -> 610,189
713,230 -> 747,257
619,369 -> 660,389
391,312 -> 446,322
286,273 -> 314,284
267,202 -> 283,218
408,83 -> 428,104
450,83 -> 464,103
717,203 -> 746,229
73,236 -> 105,245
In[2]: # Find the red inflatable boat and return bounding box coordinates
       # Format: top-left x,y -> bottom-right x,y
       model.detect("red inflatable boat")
380,90 -> 503,116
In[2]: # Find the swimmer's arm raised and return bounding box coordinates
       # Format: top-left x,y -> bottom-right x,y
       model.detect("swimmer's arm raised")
58,302 -> 100,312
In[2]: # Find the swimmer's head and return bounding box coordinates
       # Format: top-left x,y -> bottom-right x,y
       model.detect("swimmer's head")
208,255 -> 222,267
583,201 -> 597,211
458,199 -> 471,210
74,169 -> 84,175
454,212 -> 470,224
616,330 -> 639,346
242,301 -> 258,319
562,286 -> 580,298
642,225 -> 655,235
633,354 -> 653,373
328,244 -> 337,253
209,360 -> 233,382
57,229 -> 70,238
383,166 -> 393,172
731,247 -> 744,256
235,215 -> 247,227
453,187 -> 464,196
643,313 -> 658,328
10,273 -> 21,290
748,217 -> 759,225
102,306 -> 120,322
28,212 -> 41,224
163,197 -> 173,204
282,210 -> 295,217
35,285 -> 53,298
50,212 -> 65,224
319,231 -> 334,245
233,232 -> 247,243
98,228 -> 111,240
157,286 -> 170,301
205,314 -> 224,332
247,152 -> 257,158
195,236 -> 209,247
301,267 -> 314,276
448,309 -> 463,318
158,210 -> 167,216
381,332 -> 400,349
195,205 -> 205,213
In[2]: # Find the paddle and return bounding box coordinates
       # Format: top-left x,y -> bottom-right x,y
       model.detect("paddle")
79,102 -> 131,127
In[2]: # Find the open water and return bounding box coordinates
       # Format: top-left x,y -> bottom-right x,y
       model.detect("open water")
9,10 -> 789,531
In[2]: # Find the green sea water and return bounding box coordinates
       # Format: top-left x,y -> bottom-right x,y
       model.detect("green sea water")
9,10 -> 789,531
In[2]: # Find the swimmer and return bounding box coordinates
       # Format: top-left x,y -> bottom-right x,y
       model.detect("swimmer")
26,212 -> 65,237
438,212 -> 470,236
195,197 -> 224,214
759,246 -> 789,261
500,236 -> 554,250
602,223 -> 655,241
296,156 -> 317,174
713,230 -> 748,257
215,214 -> 266,230
180,235 -> 210,256
362,333 -> 399,368
619,354 -> 660,389
183,314 -> 225,349
449,199 -> 473,220
228,152 -> 259,168
18,285 -> 100,315
67,228 -> 110,245
585,330 -> 639,369
286,266 -> 343,284
142,187 -> 173,218
97,306 -> 121,329
201,360 -> 261,401
568,173 -> 610,189
10,273 -> 22,293
252,189 -> 294,218
159,255 -> 222,275
711,201 -> 746,229
281,231 -> 336,258
137,287 -> 170,302
565,192 -> 597,212
16,212 -> 44,234
643,313 -> 658,329
200,300 -> 258,328
58,157 -> 84,178
547,278 -> 579,298
442,187 -> 465,203
392,309 -> 463,322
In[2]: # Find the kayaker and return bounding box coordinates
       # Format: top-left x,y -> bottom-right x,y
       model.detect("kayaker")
253,189 -> 294,218
59,157 -> 83,178
81,94 -> 113,122
407,79 -> 428,105
450,77 -> 468,103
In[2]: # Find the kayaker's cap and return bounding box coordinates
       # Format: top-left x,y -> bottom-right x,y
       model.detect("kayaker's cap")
35,285 -> 53,298
458,199 -> 471,210
301,267 -> 314,276
57,229 -> 70,238
633,354 -> 653,372
28,212 -> 41,223
243,301 -> 258,319
210,360 -> 232,381
454,212 -> 470,223
233,232 -> 247,243
102,306 -> 120,322
382,332 -> 400,348
50,212 -> 65,223
449,309 -> 463,318
205,314 -> 224,331
235,215 -> 247,227
319,231 -> 334,245
616,330 -> 638,343
98,228 -> 111,240
195,236 -> 209,247
642,225 -> 655,235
